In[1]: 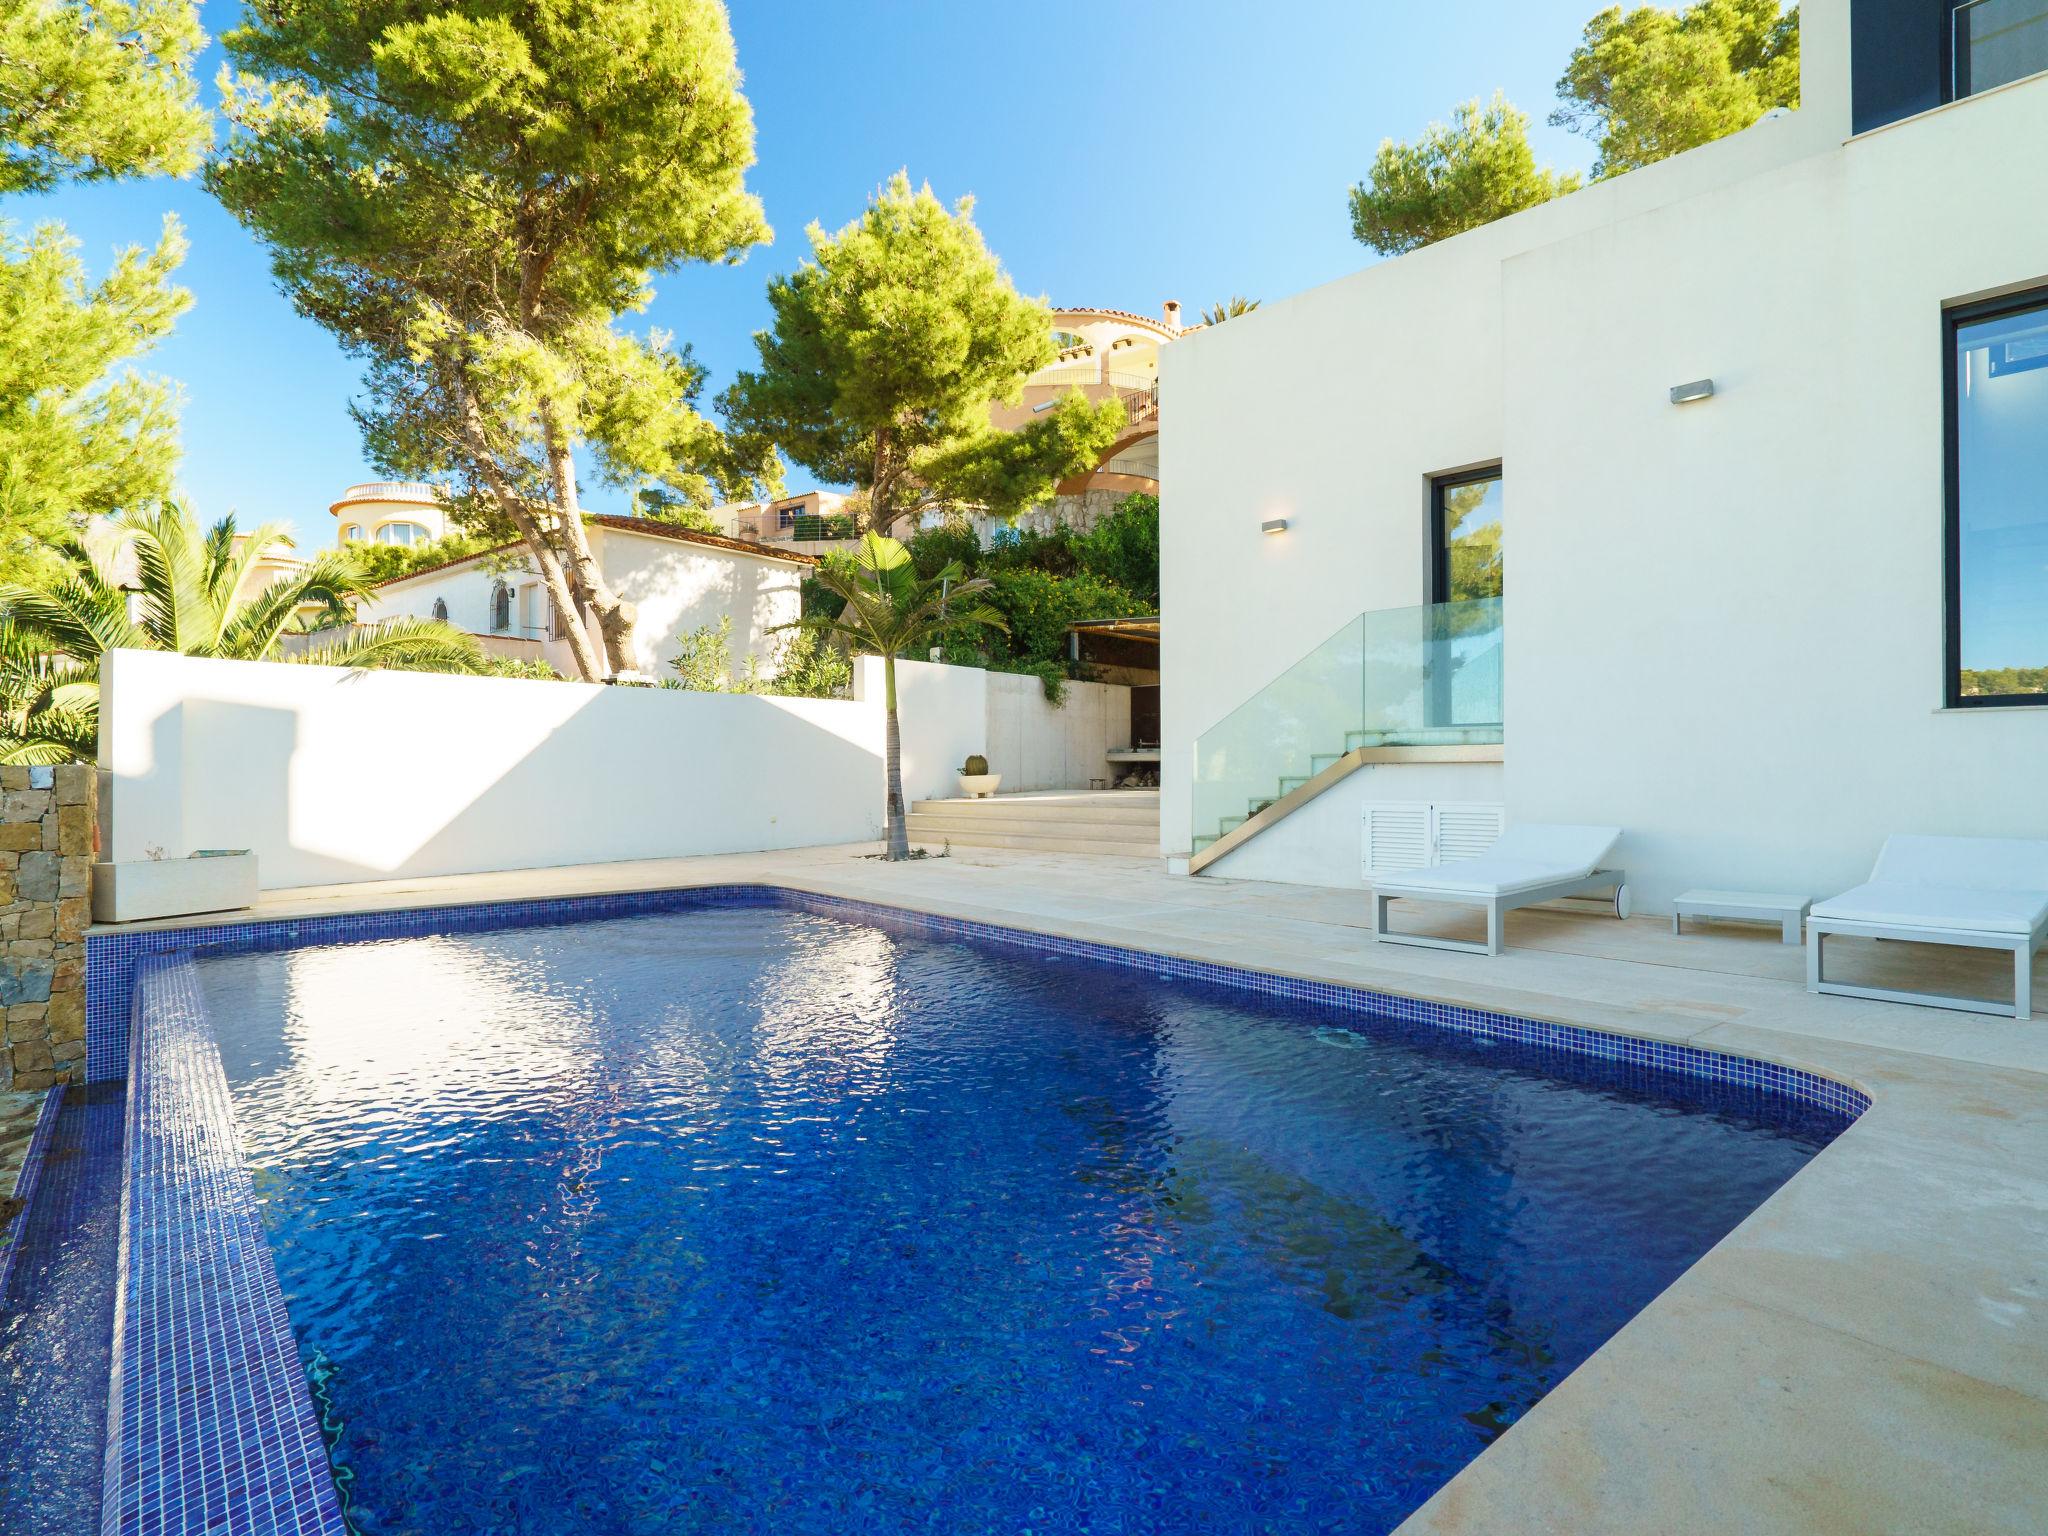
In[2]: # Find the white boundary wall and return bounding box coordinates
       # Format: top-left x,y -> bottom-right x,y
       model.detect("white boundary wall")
100,649 -> 885,889
101,651 -> 1143,890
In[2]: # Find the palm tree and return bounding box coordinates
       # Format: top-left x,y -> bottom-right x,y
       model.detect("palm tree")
1199,295 -> 1261,326
0,620 -> 98,765
802,532 -> 1006,860
0,505 -> 487,763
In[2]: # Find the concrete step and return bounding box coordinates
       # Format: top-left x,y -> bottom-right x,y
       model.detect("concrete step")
906,812 -> 1158,842
904,821 -> 1158,858
909,796 -> 1157,826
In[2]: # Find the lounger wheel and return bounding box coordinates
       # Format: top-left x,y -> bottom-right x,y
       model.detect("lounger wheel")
1614,883 -> 1631,920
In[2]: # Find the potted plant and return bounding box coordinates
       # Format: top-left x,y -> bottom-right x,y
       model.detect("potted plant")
92,847 -> 260,923
957,754 -> 1001,799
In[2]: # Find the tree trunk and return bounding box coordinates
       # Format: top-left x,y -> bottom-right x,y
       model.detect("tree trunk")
454,390 -> 607,681
502,499 -> 603,681
883,650 -> 909,859
544,427 -> 638,676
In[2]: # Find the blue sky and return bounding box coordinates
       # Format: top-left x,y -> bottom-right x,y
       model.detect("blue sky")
16,0 -> 1604,550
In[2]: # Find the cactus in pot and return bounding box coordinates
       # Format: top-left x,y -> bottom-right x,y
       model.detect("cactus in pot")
957,754 -> 1000,798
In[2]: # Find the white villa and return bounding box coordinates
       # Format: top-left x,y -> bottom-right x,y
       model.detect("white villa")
1162,0 -> 2048,913
336,481 -> 814,678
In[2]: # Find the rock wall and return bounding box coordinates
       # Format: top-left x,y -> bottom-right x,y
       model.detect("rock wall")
0,765 -> 92,1090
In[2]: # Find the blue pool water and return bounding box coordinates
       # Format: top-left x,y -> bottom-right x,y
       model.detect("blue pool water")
198,907 -> 1846,1535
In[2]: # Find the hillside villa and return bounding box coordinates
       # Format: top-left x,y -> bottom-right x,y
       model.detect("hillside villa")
336,481 -> 813,678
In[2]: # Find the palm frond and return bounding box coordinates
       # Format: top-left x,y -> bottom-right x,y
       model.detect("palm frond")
122,507 -> 205,653
289,618 -> 488,674
218,550 -> 378,660
0,715 -> 97,766
0,619 -> 99,765
0,576 -> 142,661
805,534 -> 1005,657
210,519 -> 296,620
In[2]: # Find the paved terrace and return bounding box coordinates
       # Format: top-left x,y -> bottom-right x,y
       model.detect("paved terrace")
103,843 -> 2048,1535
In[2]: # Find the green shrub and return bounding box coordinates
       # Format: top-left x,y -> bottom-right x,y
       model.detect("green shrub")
766,625 -> 851,698
347,528 -> 497,583
477,654 -> 564,681
669,614 -> 849,697
1076,493 -> 1158,605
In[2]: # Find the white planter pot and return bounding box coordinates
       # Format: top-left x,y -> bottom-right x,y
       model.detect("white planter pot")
956,773 -> 1002,799
92,853 -> 259,924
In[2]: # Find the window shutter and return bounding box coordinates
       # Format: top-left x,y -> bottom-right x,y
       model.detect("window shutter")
1431,803 -> 1505,863
1361,802 -> 1432,877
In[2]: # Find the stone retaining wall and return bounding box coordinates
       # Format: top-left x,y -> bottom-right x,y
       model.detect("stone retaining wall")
0,765 -> 93,1090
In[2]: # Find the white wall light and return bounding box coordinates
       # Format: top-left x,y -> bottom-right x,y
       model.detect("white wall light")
1669,378 -> 1715,404
1261,517 -> 1290,535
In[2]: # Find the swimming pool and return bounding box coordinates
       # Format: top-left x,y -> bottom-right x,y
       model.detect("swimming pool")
182,899 -> 1852,1535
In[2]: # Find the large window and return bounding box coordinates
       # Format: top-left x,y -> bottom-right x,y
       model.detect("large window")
1431,468 -> 1503,605
375,521 -> 432,546
1947,289 -> 2048,706
1953,0 -> 2048,100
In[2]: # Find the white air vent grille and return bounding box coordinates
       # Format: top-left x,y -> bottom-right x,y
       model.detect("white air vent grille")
1433,803 -> 1506,862
1362,801 -> 1506,877
1361,803 -> 1431,876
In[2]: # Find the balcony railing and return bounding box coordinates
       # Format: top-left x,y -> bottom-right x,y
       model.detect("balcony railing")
727,508 -> 859,544
1955,0 -> 2048,98
1190,598 -> 1503,848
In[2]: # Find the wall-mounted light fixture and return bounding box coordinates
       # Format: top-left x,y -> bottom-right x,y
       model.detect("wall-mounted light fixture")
1669,378 -> 1715,404
1261,517 -> 1290,535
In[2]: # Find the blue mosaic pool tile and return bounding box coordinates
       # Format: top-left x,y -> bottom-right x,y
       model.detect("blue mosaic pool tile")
93,879 -> 1873,1534
103,953 -> 348,1536
88,880 -> 1871,1119
0,1083 -> 64,1308
83,885 -> 779,1083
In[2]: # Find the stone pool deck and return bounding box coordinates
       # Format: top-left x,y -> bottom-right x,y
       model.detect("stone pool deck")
100,842 -> 2048,1535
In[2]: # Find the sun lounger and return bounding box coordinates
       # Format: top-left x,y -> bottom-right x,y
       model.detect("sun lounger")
1370,824 -> 1628,956
1807,835 -> 2048,1019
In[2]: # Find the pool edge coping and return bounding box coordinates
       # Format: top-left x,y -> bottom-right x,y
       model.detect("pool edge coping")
91,880 -> 1877,1535
0,1082 -> 65,1308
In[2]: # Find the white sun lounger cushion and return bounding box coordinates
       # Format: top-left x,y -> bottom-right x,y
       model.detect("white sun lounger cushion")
1373,824 -> 1622,898
1867,834 -> 2048,893
1809,881 -> 2048,935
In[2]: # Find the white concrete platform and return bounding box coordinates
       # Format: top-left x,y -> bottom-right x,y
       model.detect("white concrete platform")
107,842 -> 2048,1534
904,788 -> 1158,858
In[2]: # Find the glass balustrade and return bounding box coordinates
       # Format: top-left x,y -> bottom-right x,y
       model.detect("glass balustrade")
1190,597 -> 1502,847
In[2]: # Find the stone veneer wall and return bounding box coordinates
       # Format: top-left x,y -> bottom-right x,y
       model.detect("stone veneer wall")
0,764 -> 93,1090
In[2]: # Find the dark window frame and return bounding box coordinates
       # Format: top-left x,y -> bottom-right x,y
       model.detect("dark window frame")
1428,464 -> 1503,606
1943,284 -> 2048,709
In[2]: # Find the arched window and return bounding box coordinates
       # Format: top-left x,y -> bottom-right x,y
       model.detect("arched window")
489,582 -> 512,633
431,597 -> 449,622
341,523 -> 365,542
375,521 -> 432,546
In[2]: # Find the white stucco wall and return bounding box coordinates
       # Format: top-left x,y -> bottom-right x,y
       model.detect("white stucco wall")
1163,5 -> 2048,906
1202,762 -> 1506,889
854,656 -> 989,804
854,658 -> 1137,802
100,649 -> 884,888
984,672 -> 1133,792
359,524 -> 808,680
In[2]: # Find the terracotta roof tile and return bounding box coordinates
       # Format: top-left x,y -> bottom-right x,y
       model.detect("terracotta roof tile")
371,516 -> 818,589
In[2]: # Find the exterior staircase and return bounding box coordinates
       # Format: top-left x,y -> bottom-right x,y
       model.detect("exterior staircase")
1188,599 -> 1505,874
1191,727 -> 1499,855
906,790 -> 1159,858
